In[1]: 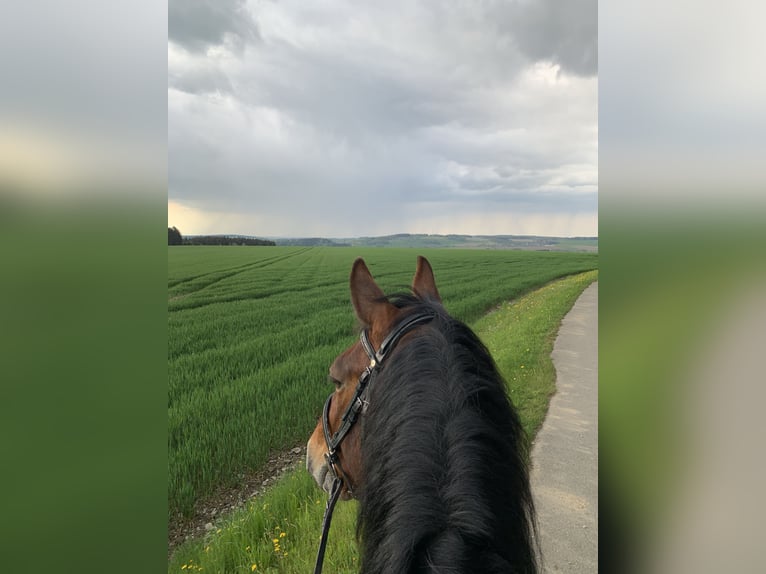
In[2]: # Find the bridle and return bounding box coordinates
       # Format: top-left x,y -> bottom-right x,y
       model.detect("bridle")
321,311 -> 435,495
313,311 -> 434,574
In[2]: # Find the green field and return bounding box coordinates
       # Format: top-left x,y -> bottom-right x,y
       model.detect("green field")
168,246 -> 598,520
274,234 -> 598,251
168,252 -> 597,573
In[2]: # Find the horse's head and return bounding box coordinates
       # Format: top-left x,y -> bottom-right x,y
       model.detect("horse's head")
306,256 -> 441,499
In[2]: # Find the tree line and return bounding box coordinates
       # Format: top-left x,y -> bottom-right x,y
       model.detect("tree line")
168,227 -> 275,246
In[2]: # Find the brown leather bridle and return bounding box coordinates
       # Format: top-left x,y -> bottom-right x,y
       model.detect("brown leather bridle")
313,311 -> 434,574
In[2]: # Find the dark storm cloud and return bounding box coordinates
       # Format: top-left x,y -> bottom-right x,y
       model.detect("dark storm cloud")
168,0 -> 259,53
494,0 -> 598,76
236,44 -> 446,138
229,5 -> 531,141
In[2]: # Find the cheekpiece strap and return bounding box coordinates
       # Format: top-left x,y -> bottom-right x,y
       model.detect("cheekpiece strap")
314,310 -> 434,574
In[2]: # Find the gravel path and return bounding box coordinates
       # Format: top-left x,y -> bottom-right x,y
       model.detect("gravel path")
530,282 -> 598,573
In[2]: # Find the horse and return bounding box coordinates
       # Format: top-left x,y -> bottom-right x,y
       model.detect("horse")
306,256 -> 538,573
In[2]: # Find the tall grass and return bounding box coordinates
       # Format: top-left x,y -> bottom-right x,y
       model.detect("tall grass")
168,269 -> 598,573
168,247 -> 597,517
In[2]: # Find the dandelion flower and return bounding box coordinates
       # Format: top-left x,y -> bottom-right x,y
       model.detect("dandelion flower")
279,532 -> 286,538
251,564 -> 257,571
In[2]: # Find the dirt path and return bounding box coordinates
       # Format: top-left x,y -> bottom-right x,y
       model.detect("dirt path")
530,282 -> 598,573
168,444 -> 306,556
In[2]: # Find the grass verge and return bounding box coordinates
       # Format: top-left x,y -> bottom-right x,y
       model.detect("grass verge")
475,269 -> 599,440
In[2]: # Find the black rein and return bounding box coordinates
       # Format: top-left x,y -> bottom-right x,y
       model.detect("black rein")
313,311 -> 434,574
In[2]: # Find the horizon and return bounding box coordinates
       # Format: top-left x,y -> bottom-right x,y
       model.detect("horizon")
171,230 -> 599,240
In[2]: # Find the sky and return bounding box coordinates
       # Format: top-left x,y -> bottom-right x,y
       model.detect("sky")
168,0 -> 598,238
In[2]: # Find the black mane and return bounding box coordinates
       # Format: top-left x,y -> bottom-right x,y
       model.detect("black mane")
358,294 -> 539,573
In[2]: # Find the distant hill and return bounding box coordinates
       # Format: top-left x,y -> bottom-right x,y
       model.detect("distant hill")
275,237 -> 351,247
273,234 -> 597,252
183,234 -> 276,246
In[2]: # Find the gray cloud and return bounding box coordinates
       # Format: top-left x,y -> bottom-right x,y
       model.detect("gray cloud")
168,0 -> 259,53
169,1 -> 597,237
493,0 -> 598,76
168,62 -> 233,95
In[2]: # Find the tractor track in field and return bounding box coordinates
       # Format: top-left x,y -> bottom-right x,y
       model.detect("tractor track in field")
167,277 -> 348,312
168,247 -> 315,301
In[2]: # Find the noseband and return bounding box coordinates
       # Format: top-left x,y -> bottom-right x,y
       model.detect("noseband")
313,311 -> 434,574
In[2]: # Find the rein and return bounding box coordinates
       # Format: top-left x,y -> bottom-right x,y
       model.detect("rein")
313,311 -> 434,574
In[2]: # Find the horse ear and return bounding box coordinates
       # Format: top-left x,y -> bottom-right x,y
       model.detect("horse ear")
412,256 -> 441,302
350,258 -> 392,326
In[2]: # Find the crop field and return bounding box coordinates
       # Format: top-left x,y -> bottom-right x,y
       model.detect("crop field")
168,246 -> 598,520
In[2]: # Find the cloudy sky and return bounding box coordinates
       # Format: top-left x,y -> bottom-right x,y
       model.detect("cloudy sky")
168,0 -> 597,238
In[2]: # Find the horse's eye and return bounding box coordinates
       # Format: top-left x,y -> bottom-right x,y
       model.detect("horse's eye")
328,376 -> 342,389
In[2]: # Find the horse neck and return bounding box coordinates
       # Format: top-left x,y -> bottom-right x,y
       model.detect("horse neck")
357,327 -> 538,574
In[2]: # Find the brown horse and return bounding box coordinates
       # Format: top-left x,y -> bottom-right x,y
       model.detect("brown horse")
307,256 -> 538,573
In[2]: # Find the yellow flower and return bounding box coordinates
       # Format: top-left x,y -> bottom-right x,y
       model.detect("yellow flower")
251,564 -> 257,571
272,538 -> 279,544
279,532 -> 286,538
181,566 -> 187,571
